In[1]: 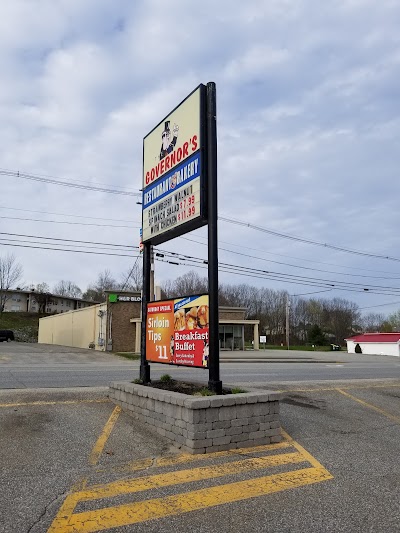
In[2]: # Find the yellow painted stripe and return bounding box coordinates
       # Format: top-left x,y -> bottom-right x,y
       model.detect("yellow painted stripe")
336,388 -> 400,424
88,406 -> 121,466
0,399 -> 109,408
155,441 -> 290,467
94,441 -> 290,475
275,383 -> 400,394
281,429 -> 328,470
78,451 -> 305,501
52,467 -> 332,532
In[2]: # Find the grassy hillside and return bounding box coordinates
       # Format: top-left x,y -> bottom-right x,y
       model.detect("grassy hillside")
0,312 -> 45,342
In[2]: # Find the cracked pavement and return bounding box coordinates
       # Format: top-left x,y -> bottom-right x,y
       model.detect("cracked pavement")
1,343 -> 400,532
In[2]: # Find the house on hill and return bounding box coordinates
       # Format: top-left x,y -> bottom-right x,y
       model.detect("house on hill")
345,333 -> 400,357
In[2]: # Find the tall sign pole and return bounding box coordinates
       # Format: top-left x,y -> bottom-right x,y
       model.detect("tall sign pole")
140,242 -> 151,383
206,82 -> 222,394
140,83 -> 222,392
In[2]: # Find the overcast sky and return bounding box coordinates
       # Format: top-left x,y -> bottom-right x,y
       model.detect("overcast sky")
2,0 -> 400,315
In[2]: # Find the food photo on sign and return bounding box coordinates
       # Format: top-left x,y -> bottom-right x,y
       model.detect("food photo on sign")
146,294 -> 209,368
173,295 -> 209,368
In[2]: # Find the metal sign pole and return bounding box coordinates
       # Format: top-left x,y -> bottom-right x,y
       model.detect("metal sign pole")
207,82 -> 222,394
140,242 -> 151,383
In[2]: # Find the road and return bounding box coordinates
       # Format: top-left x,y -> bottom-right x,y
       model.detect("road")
0,343 -> 399,389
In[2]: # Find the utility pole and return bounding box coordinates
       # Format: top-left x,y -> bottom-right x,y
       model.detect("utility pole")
286,295 -> 290,350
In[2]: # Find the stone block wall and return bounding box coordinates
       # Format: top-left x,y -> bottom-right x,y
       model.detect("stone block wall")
109,382 -> 281,454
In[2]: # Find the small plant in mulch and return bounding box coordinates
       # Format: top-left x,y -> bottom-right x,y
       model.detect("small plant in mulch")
196,387 -> 215,397
131,377 -> 247,396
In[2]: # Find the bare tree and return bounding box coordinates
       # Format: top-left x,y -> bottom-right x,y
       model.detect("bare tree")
31,283 -> 52,313
359,312 -> 386,332
119,263 -> 142,292
387,310 -> 400,331
83,270 -> 117,302
53,280 -> 82,298
0,254 -> 23,313
161,271 -> 208,299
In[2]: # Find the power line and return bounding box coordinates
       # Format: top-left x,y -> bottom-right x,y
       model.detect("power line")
0,241 -> 139,258
219,216 -> 400,263
180,235 -> 400,281
3,204 -> 397,275
291,289 -> 334,297
155,251 -> 400,296
0,237 -> 135,253
4,230 -> 400,294
359,301 -> 400,310
3,235 -> 400,296
4,166 -> 399,263
0,215 -> 140,229
120,255 -> 141,291
0,232 -> 135,249
154,256 -> 400,296
1,168 -> 141,197
0,205 -> 140,223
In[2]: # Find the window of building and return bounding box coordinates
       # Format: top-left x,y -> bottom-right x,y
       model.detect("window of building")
11,305 -> 21,311
218,325 -> 244,351
66,301 -> 71,307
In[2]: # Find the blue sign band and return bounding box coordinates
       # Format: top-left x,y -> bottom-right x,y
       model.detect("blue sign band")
174,295 -> 201,311
142,152 -> 201,209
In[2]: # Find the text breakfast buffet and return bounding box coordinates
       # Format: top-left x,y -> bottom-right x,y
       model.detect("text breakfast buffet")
146,295 -> 210,368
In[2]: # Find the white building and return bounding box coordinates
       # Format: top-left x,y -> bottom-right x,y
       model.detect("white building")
345,333 -> 400,357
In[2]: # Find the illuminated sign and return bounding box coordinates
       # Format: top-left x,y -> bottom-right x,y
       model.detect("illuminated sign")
146,294 -> 209,368
108,294 -> 142,303
142,85 -> 207,245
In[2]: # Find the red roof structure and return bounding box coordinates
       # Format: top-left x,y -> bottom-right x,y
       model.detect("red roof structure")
346,333 -> 400,343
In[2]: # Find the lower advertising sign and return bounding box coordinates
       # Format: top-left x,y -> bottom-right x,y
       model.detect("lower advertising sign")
146,294 -> 209,368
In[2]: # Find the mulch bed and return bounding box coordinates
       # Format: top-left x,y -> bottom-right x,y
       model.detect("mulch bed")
140,379 -> 238,396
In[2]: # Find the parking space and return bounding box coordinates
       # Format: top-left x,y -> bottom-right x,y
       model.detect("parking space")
1,381 -> 399,532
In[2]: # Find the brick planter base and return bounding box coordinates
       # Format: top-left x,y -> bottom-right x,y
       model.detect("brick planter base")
109,382 -> 282,454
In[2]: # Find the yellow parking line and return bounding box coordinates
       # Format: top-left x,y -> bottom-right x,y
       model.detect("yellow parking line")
281,429 -> 327,470
79,451 -> 305,501
275,383 -> 400,393
89,406 -> 122,466
49,431 -> 333,532
52,467 -> 332,533
94,441 -> 290,475
0,399 -> 109,408
336,388 -> 400,424
156,441 -> 289,467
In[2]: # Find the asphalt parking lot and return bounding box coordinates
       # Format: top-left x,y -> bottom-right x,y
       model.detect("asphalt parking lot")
1,379 -> 400,532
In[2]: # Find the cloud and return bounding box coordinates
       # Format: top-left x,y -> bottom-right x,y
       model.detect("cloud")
1,0 -> 400,314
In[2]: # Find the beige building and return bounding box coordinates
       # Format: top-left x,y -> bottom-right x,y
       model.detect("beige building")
38,303 -> 108,350
39,293 -> 260,352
